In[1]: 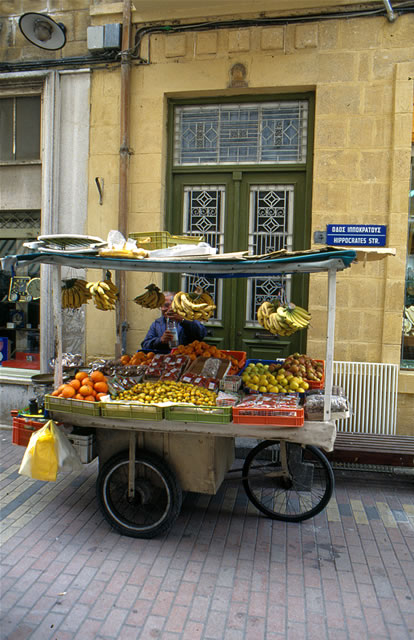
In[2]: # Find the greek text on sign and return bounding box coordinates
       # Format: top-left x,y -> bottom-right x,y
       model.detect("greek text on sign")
326,224 -> 387,247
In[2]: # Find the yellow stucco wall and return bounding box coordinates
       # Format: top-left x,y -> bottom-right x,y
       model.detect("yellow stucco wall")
86,13 -> 414,432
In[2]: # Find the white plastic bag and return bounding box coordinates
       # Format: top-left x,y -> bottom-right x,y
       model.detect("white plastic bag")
53,423 -> 83,473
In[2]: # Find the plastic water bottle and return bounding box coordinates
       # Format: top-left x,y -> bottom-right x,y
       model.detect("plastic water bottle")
167,318 -> 179,348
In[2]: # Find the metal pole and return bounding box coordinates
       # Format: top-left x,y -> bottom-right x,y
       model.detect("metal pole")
115,0 -> 132,358
324,268 -> 336,421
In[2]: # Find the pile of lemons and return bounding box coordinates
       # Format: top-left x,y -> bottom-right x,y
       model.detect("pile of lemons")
115,380 -> 217,405
241,362 -> 309,393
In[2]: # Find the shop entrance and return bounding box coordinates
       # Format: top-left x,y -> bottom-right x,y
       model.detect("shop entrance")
168,170 -> 309,359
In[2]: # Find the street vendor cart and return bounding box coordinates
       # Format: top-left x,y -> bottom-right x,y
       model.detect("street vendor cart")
2,247 -> 356,538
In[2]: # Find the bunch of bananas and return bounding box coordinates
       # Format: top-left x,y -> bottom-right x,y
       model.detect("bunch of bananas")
257,301 -> 312,336
86,277 -> 119,311
171,291 -> 216,321
134,284 -> 165,309
61,279 -> 92,309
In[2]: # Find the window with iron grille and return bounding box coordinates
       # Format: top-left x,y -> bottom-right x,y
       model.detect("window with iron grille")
174,101 -> 308,166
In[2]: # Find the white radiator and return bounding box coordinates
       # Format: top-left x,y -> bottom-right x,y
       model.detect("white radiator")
333,361 -> 399,435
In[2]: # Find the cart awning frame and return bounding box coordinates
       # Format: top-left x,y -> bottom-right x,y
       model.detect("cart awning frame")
1,248 -> 358,422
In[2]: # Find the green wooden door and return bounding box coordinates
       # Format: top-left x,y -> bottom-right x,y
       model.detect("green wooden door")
167,170 -> 309,359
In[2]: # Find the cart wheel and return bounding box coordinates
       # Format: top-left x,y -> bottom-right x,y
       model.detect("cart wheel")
242,440 -> 334,522
96,450 -> 182,538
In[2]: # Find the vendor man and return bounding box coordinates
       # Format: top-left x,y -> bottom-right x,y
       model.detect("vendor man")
141,292 -> 207,353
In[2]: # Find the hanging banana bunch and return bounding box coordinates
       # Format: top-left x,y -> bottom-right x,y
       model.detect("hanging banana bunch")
257,300 -> 311,336
171,289 -> 216,321
134,284 -> 165,309
86,272 -> 119,311
61,279 -> 92,309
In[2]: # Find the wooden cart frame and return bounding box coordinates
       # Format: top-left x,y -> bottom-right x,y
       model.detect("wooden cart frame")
2,248 -> 356,537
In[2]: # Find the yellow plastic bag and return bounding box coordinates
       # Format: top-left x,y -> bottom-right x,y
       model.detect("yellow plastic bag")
19,420 -> 58,482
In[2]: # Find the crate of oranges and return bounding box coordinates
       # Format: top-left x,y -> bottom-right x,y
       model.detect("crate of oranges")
44,370 -> 109,416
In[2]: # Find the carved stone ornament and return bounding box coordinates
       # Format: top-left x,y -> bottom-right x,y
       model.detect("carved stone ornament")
229,63 -> 248,88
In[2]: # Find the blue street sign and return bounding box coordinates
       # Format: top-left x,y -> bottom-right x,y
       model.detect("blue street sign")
326,224 -> 387,247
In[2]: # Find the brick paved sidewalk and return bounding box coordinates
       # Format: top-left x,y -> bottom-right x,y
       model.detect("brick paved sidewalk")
1,430 -> 413,640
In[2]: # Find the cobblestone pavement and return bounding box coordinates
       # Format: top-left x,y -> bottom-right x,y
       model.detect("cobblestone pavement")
1,430 -> 413,640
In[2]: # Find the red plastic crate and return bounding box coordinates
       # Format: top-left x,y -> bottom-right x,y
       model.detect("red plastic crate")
12,416 -> 46,447
304,359 -> 325,389
232,405 -> 304,427
220,350 -> 246,373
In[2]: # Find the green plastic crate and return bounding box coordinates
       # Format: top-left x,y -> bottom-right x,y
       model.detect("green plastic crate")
100,401 -> 163,421
164,405 -> 232,424
44,395 -> 101,417
129,231 -> 204,251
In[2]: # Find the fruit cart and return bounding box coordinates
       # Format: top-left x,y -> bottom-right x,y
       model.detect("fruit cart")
2,247 -> 356,538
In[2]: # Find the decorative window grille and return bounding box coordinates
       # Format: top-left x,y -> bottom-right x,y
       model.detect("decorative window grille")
181,186 -> 225,321
174,101 -> 308,166
246,185 -> 294,323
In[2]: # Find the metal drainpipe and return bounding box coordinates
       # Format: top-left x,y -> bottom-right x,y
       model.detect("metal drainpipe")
115,0 -> 132,358
383,0 -> 397,22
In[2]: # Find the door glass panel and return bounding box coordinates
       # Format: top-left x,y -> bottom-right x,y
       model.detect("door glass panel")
174,101 -> 308,166
181,185 -> 225,322
246,184 -> 294,323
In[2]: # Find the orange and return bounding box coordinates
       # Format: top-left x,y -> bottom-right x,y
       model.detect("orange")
75,393 -> 84,400
57,384 -> 66,393
61,385 -> 76,398
90,370 -> 105,383
82,378 -> 94,388
120,355 -> 130,365
51,390 -> 60,396
79,384 -> 93,396
75,371 -> 88,381
94,381 -> 108,394
95,392 -> 106,400
83,395 -> 95,402
69,379 -> 81,390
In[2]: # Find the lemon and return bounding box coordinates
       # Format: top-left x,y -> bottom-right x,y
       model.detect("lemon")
289,381 -> 299,390
249,384 -> 258,391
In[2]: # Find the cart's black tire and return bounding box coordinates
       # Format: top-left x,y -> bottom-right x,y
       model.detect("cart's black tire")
96,450 -> 182,538
242,440 -> 334,522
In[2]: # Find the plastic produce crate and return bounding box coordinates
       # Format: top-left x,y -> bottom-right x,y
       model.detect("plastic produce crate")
129,231 -> 204,251
12,416 -> 47,447
220,350 -> 247,373
100,401 -> 163,420
238,359 -> 283,393
238,358 -> 283,376
44,395 -> 102,417
164,405 -> 232,423
232,405 -> 304,427
219,375 -> 242,392
305,359 -> 325,389
239,358 -> 325,391
67,433 -> 96,463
